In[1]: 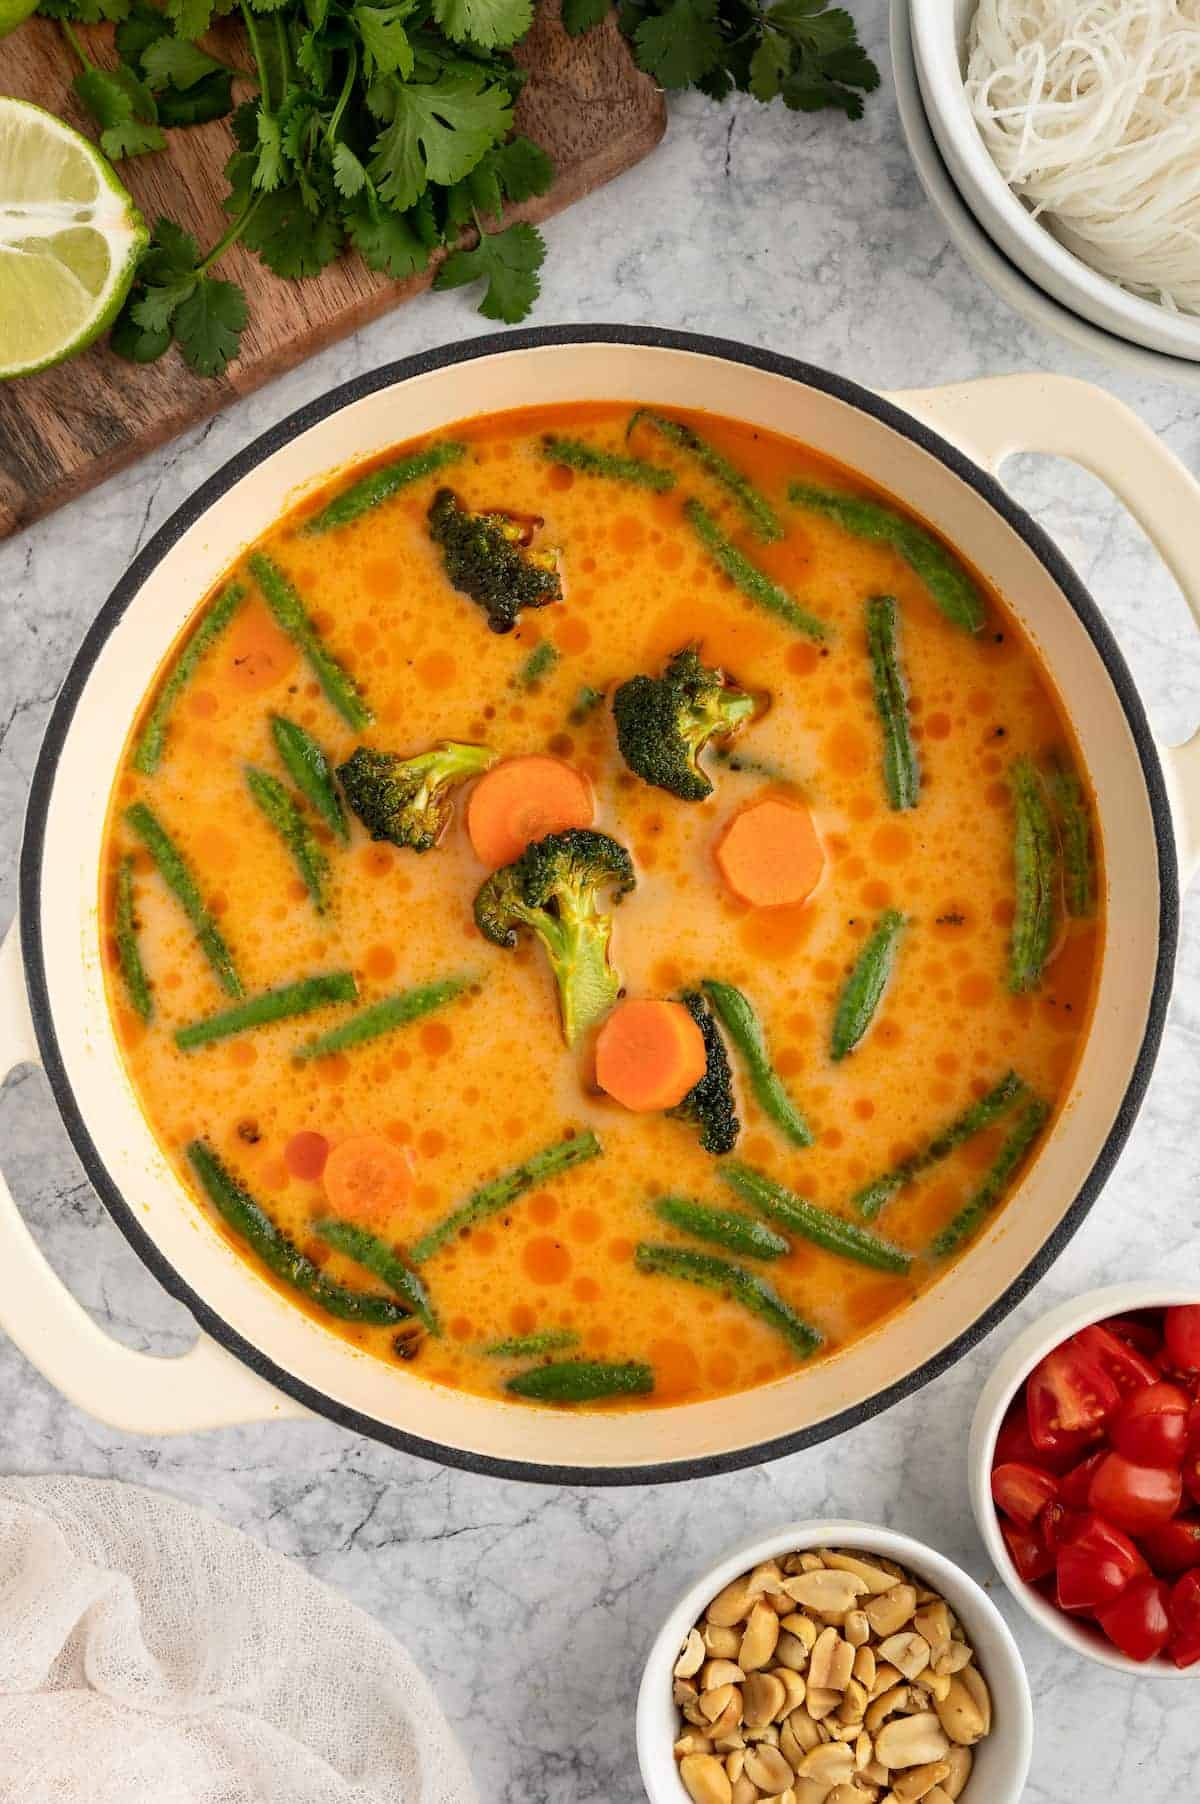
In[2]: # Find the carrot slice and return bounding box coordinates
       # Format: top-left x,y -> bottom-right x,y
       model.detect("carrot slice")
322,1133 -> 413,1227
467,754 -> 594,867
595,999 -> 708,1113
715,797 -> 825,908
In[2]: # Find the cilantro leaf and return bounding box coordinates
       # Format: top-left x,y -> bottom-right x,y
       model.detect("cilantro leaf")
114,1 -> 169,68
431,0 -> 532,50
434,218 -> 544,322
173,276 -> 247,376
240,182 -> 344,277
141,36 -> 226,90
143,215 -> 203,277
562,0 -> 611,31
345,194 -> 431,277
254,109 -> 286,191
73,65 -> 165,161
356,2 -> 416,76
157,69 -> 234,126
331,143 -> 368,199
633,0 -> 722,87
111,305 -> 173,363
368,70 -> 513,211
163,0 -> 214,38
130,275 -> 195,331
749,30 -> 790,101
490,134 -> 554,204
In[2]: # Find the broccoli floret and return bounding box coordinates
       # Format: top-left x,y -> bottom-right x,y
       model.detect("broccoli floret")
428,488 -> 562,634
612,645 -> 758,800
338,741 -> 494,852
474,828 -> 635,1044
667,990 -> 740,1154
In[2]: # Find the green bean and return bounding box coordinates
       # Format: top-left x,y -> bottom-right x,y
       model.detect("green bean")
703,979 -> 813,1147
541,435 -> 676,492
930,1097 -> 1049,1258
505,1360 -> 654,1403
187,1140 -> 408,1325
246,766 -> 330,913
296,974 -> 476,1061
410,1129 -> 602,1264
1008,757 -> 1057,993
482,1329 -> 580,1358
114,855 -> 153,1022
685,500 -> 829,643
1048,756 -> 1095,918
124,801 -> 242,998
270,715 -> 348,843
634,1243 -> 822,1358
175,971 -> 357,1051
248,552 -> 372,729
312,1218 -> 439,1333
719,1162 -> 912,1274
132,581 -> 246,776
629,410 -> 782,540
652,1195 -> 790,1259
865,595 -> 919,811
853,1070 -> 1027,1220
831,909 -> 905,1061
517,641 -> 560,686
788,481 -> 986,633
303,442 -> 466,534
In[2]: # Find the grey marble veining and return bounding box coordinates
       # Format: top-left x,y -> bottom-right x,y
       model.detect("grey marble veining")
2,4 -> 1199,1797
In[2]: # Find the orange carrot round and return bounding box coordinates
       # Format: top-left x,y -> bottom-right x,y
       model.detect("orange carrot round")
715,796 -> 825,908
467,754 -> 594,867
594,999 -> 708,1113
322,1133 -> 413,1226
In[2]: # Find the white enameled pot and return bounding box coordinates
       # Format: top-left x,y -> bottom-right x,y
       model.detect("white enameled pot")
3,331 -> 1199,1482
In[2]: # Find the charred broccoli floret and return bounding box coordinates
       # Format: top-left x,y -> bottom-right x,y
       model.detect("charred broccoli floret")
667,990 -> 740,1154
428,488 -> 562,634
474,828 -> 635,1044
612,645 -> 758,800
338,741 -> 494,852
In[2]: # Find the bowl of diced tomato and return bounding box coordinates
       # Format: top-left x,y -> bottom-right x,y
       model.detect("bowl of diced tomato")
968,1283 -> 1200,1674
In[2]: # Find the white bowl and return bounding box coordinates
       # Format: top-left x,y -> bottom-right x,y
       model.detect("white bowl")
891,0 -> 1200,390
636,1519 -> 1033,1804
968,1281 -> 1200,1678
909,0 -> 1200,362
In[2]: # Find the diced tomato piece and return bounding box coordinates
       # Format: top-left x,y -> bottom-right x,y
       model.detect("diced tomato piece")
1098,1575 -> 1173,1662
1164,1306 -> 1200,1373
1037,1499 -> 1084,1552
1089,1452 -> 1183,1533
1027,1339 -> 1119,1456
996,1394 -> 1078,1473
1053,1511 -> 1146,1613
1001,1517 -> 1055,1584
1141,1515 -> 1200,1576
1111,1380 -> 1191,1467
1168,1569 -> 1200,1668
991,1462 -> 1060,1526
1106,1315 -> 1163,1361
1059,1450 -> 1107,1510
1184,1448 -> 1200,1510
1076,1323 -> 1159,1396
1189,1401 -> 1200,1451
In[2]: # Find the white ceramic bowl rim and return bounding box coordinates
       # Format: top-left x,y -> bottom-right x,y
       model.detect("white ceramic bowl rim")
15,326 -> 1182,1483
969,1279 -> 1200,1679
637,1518 -> 1034,1804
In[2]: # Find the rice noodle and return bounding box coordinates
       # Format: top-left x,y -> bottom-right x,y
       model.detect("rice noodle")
965,0 -> 1200,313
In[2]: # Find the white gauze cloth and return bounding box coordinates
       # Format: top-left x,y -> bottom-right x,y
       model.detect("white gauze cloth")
0,1475 -> 476,1804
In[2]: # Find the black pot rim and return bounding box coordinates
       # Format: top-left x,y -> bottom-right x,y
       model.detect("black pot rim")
17,325 -> 1180,1486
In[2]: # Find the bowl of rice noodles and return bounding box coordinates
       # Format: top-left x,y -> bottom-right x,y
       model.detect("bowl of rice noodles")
909,0 -> 1200,361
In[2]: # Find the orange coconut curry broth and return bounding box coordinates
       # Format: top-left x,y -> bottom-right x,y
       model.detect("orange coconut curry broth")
101,401 -> 1102,1410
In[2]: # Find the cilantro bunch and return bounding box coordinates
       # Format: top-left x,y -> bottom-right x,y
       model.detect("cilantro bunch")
566,0 -> 879,120
40,0 -> 554,374
31,0 -> 877,380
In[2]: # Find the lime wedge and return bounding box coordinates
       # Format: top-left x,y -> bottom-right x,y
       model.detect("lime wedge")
0,98 -> 148,380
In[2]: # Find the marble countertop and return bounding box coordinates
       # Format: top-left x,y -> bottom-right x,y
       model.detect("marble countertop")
2,4 -> 1198,1796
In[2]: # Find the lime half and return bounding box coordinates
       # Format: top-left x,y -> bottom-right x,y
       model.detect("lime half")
0,98 -> 148,380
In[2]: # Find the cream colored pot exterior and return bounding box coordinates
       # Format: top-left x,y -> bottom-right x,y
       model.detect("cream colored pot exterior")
3,338 -> 1198,1478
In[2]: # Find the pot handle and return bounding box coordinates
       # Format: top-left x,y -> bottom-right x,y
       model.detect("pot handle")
0,926 -> 308,1433
887,374 -> 1200,882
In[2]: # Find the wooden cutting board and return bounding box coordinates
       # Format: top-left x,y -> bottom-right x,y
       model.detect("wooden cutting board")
0,4 -> 666,539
